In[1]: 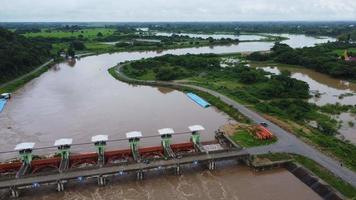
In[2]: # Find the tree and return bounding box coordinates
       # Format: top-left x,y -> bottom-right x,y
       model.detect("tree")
97,32 -> 103,37
317,121 -> 337,135
0,28 -> 52,83
246,52 -> 269,61
156,67 -> 177,81
207,37 -> 214,43
67,47 -> 75,58
280,70 -> 291,77
70,40 -> 86,50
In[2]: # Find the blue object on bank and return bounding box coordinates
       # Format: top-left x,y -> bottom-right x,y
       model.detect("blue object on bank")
0,99 -> 7,112
186,93 -> 210,108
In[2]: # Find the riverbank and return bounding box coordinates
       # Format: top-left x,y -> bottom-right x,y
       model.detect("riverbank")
0,59 -> 58,94
253,153 -> 356,198
108,67 -> 249,124
249,60 -> 356,144
246,42 -> 356,81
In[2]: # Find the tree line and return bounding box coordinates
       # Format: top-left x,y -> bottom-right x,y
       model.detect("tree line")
247,42 -> 356,79
0,28 -> 52,84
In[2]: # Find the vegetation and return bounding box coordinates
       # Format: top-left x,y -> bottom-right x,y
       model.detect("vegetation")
247,42 -> 356,79
294,128 -> 356,171
1,25 -> 245,86
319,103 -> 355,115
15,26 -> 244,59
0,28 -> 52,84
0,60 -> 56,94
256,153 -> 356,198
338,30 -> 356,42
23,27 -> 115,39
143,21 -> 356,38
123,54 -> 221,80
122,53 -> 355,171
230,129 -> 277,147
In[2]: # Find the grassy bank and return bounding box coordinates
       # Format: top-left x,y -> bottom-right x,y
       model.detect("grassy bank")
191,80 -> 356,171
230,129 -> 277,147
0,59 -> 59,94
256,153 -> 356,198
51,38 -> 239,56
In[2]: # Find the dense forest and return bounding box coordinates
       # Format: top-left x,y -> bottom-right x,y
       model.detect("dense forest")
0,28 -> 52,84
247,42 -> 356,79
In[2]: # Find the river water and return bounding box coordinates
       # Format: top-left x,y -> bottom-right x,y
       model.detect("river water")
19,165 -> 321,200
0,35 -> 337,199
155,32 -> 336,48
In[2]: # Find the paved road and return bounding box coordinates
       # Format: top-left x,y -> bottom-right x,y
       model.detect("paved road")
116,65 -> 356,187
0,59 -> 54,89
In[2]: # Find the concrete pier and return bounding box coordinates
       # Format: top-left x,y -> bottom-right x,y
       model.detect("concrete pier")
97,175 -> 106,186
56,181 -> 64,192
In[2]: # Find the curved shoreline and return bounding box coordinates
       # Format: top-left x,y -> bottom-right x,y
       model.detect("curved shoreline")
111,64 -> 356,188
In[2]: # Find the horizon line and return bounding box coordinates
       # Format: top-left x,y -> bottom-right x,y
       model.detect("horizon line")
1,20 -> 356,23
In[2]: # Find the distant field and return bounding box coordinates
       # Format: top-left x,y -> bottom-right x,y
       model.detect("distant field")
333,48 -> 356,56
23,28 -> 115,39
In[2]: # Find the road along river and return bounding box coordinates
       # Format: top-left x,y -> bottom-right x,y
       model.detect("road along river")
0,35 -> 340,199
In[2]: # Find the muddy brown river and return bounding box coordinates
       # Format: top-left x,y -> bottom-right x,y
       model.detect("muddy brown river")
18,165 -> 321,200
0,37 -> 337,199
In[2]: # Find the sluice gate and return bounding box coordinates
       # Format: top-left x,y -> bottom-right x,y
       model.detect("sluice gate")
0,125 -> 248,198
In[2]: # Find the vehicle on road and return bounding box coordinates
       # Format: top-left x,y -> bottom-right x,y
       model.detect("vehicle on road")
260,122 -> 268,127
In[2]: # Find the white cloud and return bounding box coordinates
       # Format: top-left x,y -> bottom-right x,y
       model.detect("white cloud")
0,0 -> 355,21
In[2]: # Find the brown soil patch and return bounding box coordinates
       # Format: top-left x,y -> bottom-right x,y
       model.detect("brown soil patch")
220,122 -> 251,136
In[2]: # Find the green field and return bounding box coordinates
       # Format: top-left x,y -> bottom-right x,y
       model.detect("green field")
333,48 -> 356,56
24,28 -> 115,39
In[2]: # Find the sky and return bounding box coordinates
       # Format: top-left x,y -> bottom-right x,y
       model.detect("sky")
1,0 -> 356,22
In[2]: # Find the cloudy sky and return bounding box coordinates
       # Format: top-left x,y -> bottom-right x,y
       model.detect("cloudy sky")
1,0 -> 356,22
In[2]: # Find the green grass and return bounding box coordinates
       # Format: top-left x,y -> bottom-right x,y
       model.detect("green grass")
255,153 -> 356,198
230,129 -> 277,147
138,70 -> 156,80
332,48 -> 356,56
293,155 -> 356,198
85,42 -> 115,52
186,70 -> 355,172
295,129 -> 356,172
24,28 -> 115,39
